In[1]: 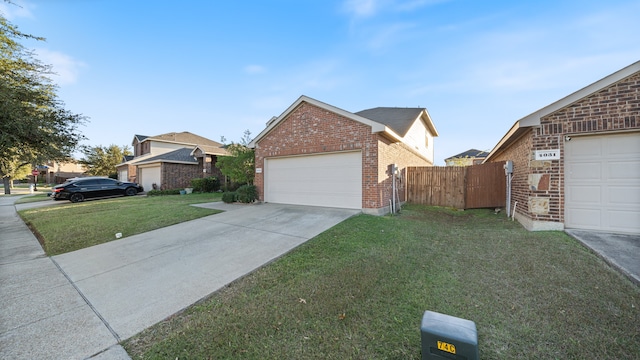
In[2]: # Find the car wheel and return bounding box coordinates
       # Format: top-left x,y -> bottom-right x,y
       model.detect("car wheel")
70,193 -> 84,203
125,187 -> 137,196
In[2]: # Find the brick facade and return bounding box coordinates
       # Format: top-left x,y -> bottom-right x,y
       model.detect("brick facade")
489,71 -> 640,230
254,102 -> 432,213
158,163 -> 200,190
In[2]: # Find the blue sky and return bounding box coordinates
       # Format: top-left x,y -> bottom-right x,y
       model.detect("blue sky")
3,0 -> 640,165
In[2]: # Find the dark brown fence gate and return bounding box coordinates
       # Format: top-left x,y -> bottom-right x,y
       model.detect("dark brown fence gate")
407,161 -> 506,209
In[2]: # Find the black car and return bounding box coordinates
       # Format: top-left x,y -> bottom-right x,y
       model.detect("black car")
51,177 -> 144,203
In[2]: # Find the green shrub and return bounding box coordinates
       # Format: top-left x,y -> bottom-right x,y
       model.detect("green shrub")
190,177 -> 220,192
236,184 -> 257,203
221,182 -> 241,192
190,178 -> 204,192
222,191 -> 237,203
147,189 -> 182,196
203,176 -> 220,192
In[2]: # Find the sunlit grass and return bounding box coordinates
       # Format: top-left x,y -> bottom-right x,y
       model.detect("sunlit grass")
18,193 -> 223,255
124,205 -> 640,359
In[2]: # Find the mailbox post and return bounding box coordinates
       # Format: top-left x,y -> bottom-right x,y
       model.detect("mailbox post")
421,311 -> 479,360
31,169 -> 40,191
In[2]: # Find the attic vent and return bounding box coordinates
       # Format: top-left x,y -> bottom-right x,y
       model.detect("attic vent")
266,116 -> 278,126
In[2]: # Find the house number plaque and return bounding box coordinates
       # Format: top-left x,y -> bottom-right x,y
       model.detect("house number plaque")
534,149 -> 560,160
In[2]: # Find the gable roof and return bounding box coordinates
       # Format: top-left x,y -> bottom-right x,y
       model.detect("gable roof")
190,144 -> 229,157
445,149 -> 488,160
355,107 -> 439,137
249,95 -> 438,148
485,60 -> 640,162
145,131 -> 223,148
134,148 -> 198,166
133,134 -> 149,143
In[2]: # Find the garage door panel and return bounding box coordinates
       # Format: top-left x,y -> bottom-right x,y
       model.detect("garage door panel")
567,209 -> 602,228
608,161 -> 640,181
567,162 -> 601,180
565,132 -> 640,233
608,210 -> 640,232
265,152 -> 362,209
140,167 -> 161,193
607,134 -> 639,157
607,186 -> 640,206
568,138 -> 602,157
567,185 -> 601,203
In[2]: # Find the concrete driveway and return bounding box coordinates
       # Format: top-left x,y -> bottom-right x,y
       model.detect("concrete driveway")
1,199 -> 358,359
565,229 -> 640,285
52,203 -> 359,341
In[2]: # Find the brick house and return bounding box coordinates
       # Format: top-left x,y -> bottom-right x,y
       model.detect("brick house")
248,95 -> 439,215
445,149 -> 489,166
116,132 -> 227,191
484,61 -> 640,234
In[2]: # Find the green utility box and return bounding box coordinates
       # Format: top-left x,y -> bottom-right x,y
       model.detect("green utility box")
421,311 -> 479,360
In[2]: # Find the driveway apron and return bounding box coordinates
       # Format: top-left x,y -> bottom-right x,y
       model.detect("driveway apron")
51,203 -> 359,341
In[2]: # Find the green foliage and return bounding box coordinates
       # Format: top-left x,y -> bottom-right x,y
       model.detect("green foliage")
190,178 -> 204,192
18,193 -> 223,255
215,130 -> 255,185
236,184 -> 257,203
147,189 -> 182,196
0,10 -> 86,193
203,177 -> 219,192
80,144 -> 131,177
221,191 -> 236,203
190,177 -> 219,192
220,182 -> 241,192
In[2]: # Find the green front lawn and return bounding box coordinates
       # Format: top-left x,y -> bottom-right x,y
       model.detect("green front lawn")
18,193 -> 223,255
124,205 -> 640,359
14,193 -> 52,203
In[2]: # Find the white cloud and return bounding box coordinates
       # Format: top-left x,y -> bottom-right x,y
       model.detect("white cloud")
342,0 -> 447,19
0,0 -> 35,20
366,22 -> 416,50
342,0 -> 381,18
35,49 -> 87,85
244,64 -> 266,74
394,0 -> 450,12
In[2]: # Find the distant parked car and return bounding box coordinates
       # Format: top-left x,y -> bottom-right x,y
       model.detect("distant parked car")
51,177 -> 144,203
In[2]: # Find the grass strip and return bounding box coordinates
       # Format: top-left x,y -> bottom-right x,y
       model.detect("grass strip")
124,205 -> 640,359
18,193 -> 222,255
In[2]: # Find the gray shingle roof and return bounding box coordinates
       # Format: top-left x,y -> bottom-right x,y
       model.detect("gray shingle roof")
140,148 -> 198,164
446,149 -> 488,160
355,107 -> 425,137
147,131 -> 223,148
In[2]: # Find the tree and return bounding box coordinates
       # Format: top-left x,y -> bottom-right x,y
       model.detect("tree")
80,144 -> 131,178
0,7 -> 86,193
216,130 -> 255,185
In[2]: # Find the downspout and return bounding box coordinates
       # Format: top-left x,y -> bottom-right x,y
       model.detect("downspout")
392,165 -> 396,214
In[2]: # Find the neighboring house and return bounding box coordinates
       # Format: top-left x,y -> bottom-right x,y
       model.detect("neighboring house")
445,149 -> 488,166
116,132 -> 228,191
249,95 -> 439,215
484,61 -> 640,234
43,161 -> 86,184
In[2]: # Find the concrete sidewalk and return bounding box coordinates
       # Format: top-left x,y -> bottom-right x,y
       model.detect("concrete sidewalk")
0,195 -> 127,359
1,197 -> 358,359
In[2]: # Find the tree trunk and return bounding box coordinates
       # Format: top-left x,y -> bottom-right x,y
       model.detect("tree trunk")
3,177 -> 11,195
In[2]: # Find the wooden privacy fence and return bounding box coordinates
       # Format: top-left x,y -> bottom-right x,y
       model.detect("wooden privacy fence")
407,161 -> 506,209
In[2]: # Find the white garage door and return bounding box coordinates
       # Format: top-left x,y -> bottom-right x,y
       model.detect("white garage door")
565,132 -> 640,234
265,151 -> 362,209
139,166 -> 161,192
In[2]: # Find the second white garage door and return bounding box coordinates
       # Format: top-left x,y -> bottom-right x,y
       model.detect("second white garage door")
139,166 -> 161,193
265,151 -> 362,209
565,132 -> 640,234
